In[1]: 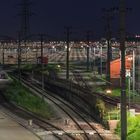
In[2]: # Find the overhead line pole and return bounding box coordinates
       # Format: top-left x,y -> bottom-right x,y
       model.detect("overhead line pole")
65,27 -> 71,80
39,34 -> 45,91
19,0 -> 33,64
102,8 -> 113,86
120,0 -> 127,139
106,15 -> 112,86
86,31 -> 90,71
132,49 -> 135,94
2,43 -> 5,66
18,33 -> 22,82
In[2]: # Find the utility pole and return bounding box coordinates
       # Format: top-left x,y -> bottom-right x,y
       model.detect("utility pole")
132,49 -> 135,93
102,8 -> 113,86
86,31 -> 91,71
65,27 -> 71,80
19,0 -> 33,63
39,34 -> 45,91
100,45 -> 103,76
106,18 -> 112,86
19,0 -> 33,39
18,33 -> 21,82
2,42 -> 5,66
120,0 -> 127,139
35,43 -> 38,65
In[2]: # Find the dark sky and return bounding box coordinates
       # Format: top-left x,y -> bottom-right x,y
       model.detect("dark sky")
0,0 -> 139,40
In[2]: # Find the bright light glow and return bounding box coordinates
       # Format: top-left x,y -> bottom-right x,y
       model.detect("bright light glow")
106,89 -> 112,94
89,132 -> 94,135
58,132 -> 63,135
127,57 -> 133,61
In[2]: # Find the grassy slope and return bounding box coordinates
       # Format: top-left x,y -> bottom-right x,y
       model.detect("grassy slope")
5,80 -> 53,119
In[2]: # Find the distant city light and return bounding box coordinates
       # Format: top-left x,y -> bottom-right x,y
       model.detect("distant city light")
135,35 -> 140,38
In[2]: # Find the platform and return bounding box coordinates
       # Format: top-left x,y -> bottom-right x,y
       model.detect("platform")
0,111 -> 40,140
0,71 -> 12,90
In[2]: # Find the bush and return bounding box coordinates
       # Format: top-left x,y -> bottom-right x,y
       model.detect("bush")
115,115 -> 140,139
96,99 -> 106,117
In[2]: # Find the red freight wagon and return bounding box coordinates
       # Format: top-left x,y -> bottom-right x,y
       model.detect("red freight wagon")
110,55 -> 132,78
37,56 -> 48,64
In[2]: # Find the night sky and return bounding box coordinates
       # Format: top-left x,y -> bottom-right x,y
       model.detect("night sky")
0,0 -> 140,40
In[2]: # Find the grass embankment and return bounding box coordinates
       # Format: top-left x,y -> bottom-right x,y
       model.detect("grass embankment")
5,80 -> 53,119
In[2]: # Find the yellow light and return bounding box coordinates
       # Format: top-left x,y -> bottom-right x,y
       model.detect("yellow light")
106,89 -> 112,94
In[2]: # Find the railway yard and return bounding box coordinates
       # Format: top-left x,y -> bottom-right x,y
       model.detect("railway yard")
0,72 -> 120,140
0,42 -> 140,140
1,0 -> 140,140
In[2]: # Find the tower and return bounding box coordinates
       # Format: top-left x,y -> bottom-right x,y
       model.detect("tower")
19,0 -> 33,39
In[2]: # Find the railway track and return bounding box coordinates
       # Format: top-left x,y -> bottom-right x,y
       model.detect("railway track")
72,70 -> 140,113
72,70 -> 120,106
10,73 -> 105,140
0,95 -> 76,140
